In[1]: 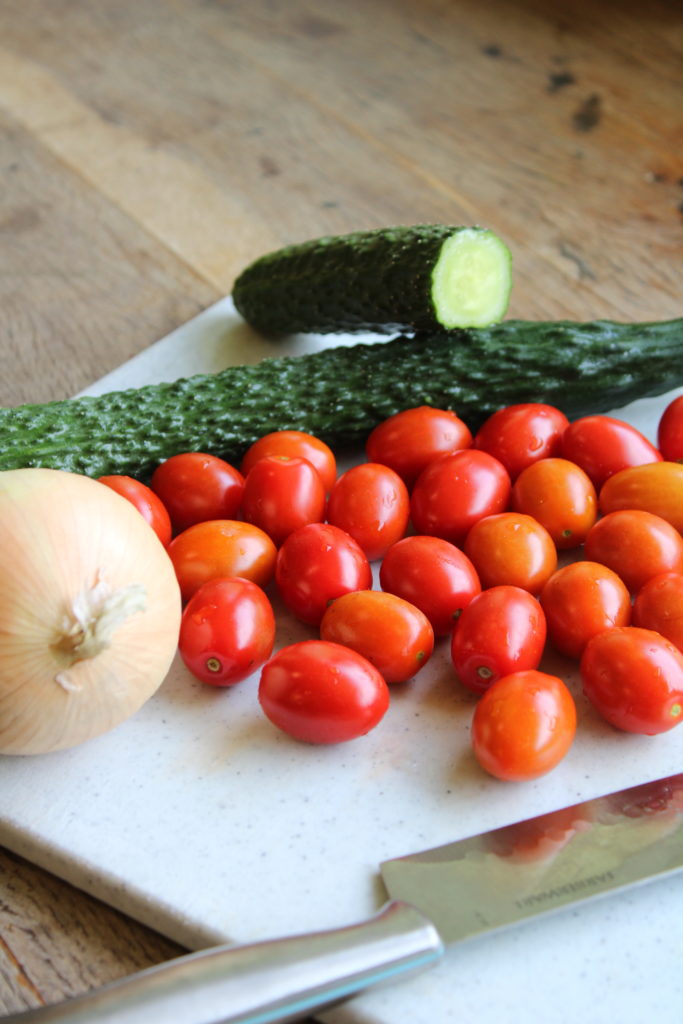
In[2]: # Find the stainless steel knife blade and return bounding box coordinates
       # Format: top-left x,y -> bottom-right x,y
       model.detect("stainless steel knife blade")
7,772 -> 683,1024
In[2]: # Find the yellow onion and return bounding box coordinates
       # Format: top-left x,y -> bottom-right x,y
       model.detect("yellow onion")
0,469 -> 182,755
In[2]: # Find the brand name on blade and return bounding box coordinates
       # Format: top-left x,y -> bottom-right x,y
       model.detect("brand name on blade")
515,871 -> 616,909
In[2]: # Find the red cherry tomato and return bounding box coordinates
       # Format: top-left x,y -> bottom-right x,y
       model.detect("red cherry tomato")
241,455 -> 326,546
410,449 -> 511,546
240,430 -> 337,492
151,452 -> 244,532
463,512 -> 557,595
98,474 -> 172,546
450,585 -> 547,695
179,577 -> 275,686
259,640 -> 390,743
320,590 -> 434,684
168,520 -> 277,602
275,523 -> 372,626
540,560 -> 631,660
658,394 -> 683,462
511,457 -> 597,549
584,510 -> 683,593
473,403 -> 569,479
379,535 -> 481,636
365,406 -> 472,487
599,462 -> 683,534
326,463 -> 409,561
471,670 -> 576,781
561,414 -> 661,489
581,626 -> 683,735
632,572 -> 683,653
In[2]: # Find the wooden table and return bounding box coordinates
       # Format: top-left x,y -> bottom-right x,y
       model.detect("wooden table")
0,0 -> 681,1016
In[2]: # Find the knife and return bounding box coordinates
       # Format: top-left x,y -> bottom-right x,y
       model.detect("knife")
7,772 -> 683,1024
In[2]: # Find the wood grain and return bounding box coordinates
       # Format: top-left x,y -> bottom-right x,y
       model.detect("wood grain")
0,0 -> 681,1016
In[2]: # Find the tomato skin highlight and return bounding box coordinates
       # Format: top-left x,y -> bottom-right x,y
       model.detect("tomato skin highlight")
326,462 -> 410,561
463,512 -> 557,595
540,560 -> 631,660
632,572 -> 683,653
511,457 -> 597,549
168,520 -> 277,602
599,461 -> 683,534
379,535 -> 481,636
320,590 -> 434,684
258,640 -> 390,744
584,509 -> 683,593
151,452 -> 245,533
241,455 -> 326,546
240,430 -> 337,493
179,577 -> 275,686
366,406 -> 472,487
98,474 -> 172,547
450,585 -> 547,695
275,522 -> 372,626
471,670 -> 577,782
581,626 -> 683,735
561,414 -> 662,489
410,449 -> 511,546
473,402 -> 569,479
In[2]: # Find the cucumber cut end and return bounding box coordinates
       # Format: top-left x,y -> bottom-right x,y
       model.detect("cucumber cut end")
430,228 -> 512,328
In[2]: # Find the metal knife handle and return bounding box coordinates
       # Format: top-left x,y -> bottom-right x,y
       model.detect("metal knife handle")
4,900 -> 443,1024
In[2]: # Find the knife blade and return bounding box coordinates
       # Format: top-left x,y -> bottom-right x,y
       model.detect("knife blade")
7,772 -> 683,1024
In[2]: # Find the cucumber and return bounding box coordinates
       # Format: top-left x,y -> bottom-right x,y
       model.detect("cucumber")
0,319 -> 680,482
232,225 -> 512,334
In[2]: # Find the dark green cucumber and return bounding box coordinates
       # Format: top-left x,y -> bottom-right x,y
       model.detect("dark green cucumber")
232,225 -> 512,334
0,319 -> 680,481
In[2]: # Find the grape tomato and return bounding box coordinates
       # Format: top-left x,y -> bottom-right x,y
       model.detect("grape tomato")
240,430 -> 337,492
366,405 -> 472,487
473,402 -> 569,479
560,414 -> 661,489
241,455 -> 326,546
151,452 -> 244,532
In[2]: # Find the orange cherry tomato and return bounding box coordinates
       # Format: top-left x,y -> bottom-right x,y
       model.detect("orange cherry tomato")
463,512 -> 557,595
472,402 -> 569,479
98,474 -> 172,547
168,520 -> 277,602
632,572 -> 683,653
320,590 -> 434,684
365,406 -> 472,487
560,414 -> 661,489
471,669 -> 577,781
327,463 -> 410,561
240,430 -> 337,492
241,455 -> 326,546
540,560 -> 631,659
584,510 -> 683,593
511,457 -> 597,549
599,462 -> 683,534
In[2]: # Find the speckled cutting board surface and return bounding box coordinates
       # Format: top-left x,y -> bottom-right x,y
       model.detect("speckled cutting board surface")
1,299 -> 682,1024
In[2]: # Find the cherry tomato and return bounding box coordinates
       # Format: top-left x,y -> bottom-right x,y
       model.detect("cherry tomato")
365,406 -> 472,487
450,585 -> 546,695
584,510 -> 683,593
472,403 -> 569,479
98,474 -> 172,546
581,626 -> 683,735
379,535 -> 481,636
511,457 -> 597,549
275,523 -> 372,626
632,572 -> 683,653
241,455 -> 326,546
326,463 -> 409,561
599,462 -> 683,533
540,560 -> 631,660
560,414 -> 661,489
410,449 -> 511,546
168,520 -> 277,602
471,670 -> 576,782
178,577 -> 275,686
320,590 -> 434,684
463,512 -> 557,595
658,394 -> 683,462
151,452 -> 244,532
240,430 -> 337,492
259,640 -> 390,743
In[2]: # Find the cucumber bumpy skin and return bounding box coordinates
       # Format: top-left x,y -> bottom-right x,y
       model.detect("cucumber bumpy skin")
232,225 -> 512,335
0,319 -> 681,482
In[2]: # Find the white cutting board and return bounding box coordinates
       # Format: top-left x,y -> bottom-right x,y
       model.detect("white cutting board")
1,299 -> 682,1024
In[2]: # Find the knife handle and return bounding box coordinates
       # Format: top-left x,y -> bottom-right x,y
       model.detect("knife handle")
4,900 -> 443,1024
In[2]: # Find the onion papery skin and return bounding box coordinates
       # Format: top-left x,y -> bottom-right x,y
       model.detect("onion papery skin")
0,469 -> 182,755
